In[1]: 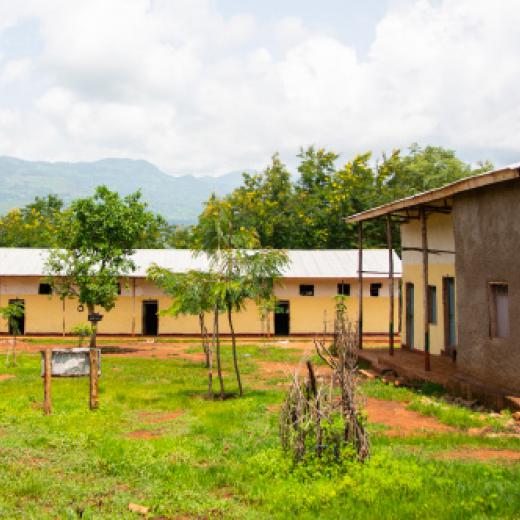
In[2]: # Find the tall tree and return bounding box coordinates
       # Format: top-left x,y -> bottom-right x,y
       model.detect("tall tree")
196,197 -> 288,396
45,186 -> 160,408
225,154 -> 293,248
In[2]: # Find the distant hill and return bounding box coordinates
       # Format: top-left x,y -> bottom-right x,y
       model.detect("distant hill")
0,156 -> 246,224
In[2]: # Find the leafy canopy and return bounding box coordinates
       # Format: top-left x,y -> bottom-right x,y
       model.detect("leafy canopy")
46,186 -> 160,311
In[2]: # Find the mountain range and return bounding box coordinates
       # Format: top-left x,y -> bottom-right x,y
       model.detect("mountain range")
0,156 -> 246,224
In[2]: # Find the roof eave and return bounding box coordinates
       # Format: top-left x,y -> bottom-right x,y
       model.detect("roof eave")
345,165 -> 520,223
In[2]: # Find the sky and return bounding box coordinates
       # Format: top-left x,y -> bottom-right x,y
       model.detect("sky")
0,0 -> 519,176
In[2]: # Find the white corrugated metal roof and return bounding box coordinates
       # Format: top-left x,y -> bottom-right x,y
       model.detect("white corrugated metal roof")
0,248 -> 401,279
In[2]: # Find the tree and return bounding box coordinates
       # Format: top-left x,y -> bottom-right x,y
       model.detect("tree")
148,267 -> 217,397
0,301 -> 24,366
45,186 -> 160,409
0,194 -> 64,247
224,154 -> 294,248
196,199 -> 288,397
202,143 -> 493,250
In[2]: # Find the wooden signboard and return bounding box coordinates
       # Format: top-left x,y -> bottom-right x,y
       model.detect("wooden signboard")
40,348 -> 101,377
40,348 -> 101,414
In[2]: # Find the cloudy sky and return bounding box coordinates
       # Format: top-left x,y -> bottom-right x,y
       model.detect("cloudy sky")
0,0 -> 519,175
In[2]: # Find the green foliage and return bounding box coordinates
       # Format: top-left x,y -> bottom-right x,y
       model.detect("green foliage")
70,323 -> 93,347
148,267 -> 217,318
0,194 -> 64,247
45,186 -> 160,313
196,144 -> 493,249
0,301 -> 24,337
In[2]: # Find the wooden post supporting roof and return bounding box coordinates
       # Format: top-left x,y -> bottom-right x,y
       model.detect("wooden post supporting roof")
420,207 -> 431,371
387,215 -> 395,356
358,222 -> 363,350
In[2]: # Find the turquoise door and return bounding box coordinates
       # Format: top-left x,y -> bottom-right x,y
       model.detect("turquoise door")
444,277 -> 456,351
406,283 -> 414,349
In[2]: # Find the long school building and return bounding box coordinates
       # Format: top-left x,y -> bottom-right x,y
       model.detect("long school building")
0,249 -> 401,337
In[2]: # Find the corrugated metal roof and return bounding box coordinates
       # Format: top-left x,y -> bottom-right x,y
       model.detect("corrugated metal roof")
0,248 -> 401,279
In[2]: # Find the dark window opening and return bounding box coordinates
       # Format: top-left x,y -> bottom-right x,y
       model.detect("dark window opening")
370,283 -> 382,297
337,283 -> 350,296
428,285 -> 437,324
299,284 -> 314,296
489,283 -> 509,338
117,283 -> 122,295
38,283 -> 52,295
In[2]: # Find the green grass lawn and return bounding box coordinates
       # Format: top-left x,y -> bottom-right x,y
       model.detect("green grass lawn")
0,346 -> 519,519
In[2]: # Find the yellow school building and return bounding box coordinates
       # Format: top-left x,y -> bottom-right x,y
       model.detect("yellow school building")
0,248 -> 400,337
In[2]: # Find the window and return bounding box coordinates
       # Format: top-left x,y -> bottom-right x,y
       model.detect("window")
428,285 -> 437,324
117,283 -> 122,295
370,283 -> 382,297
337,283 -> 350,296
299,284 -> 314,296
489,283 -> 509,338
38,283 -> 52,295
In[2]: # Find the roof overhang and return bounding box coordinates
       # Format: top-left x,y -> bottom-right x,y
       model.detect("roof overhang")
345,163 -> 520,223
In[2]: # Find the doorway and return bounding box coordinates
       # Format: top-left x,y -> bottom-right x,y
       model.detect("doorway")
8,299 -> 25,335
405,284 -> 414,349
274,301 -> 290,335
443,277 -> 456,356
142,300 -> 158,336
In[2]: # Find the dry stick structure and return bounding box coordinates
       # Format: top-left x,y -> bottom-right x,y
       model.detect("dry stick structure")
280,303 -> 369,463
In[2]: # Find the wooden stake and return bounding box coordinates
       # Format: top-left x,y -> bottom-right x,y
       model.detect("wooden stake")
131,278 -> 136,337
43,349 -> 52,415
420,207 -> 431,372
387,215 -> 395,356
89,312 -> 99,409
358,222 -> 363,350
89,346 -> 99,410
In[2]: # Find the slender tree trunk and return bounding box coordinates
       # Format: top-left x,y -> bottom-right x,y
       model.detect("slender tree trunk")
87,303 -> 99,410
200,313 -> 213,397
213,307 -> 225,399
199,314 -> 209,368
227,306 -> 243,397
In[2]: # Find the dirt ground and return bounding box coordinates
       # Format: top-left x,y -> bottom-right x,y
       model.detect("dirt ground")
364,398 -> 456,436
437,448 -> 520,462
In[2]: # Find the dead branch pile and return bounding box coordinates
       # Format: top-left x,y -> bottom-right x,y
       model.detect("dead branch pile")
280,304 -> 369,463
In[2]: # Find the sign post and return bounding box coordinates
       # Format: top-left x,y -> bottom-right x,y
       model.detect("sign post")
40,348 -> 101,414
88,312 -> 103,410
43,349 -> 52,415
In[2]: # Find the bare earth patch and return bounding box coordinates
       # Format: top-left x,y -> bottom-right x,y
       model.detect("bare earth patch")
366,397 -> 457,436
127,429 -> 163,440
438,448 -> 520,463
138,410 -> 184,424
0,374 -> 15,382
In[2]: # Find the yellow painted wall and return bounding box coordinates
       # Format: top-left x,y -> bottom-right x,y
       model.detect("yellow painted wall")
400,213 -> 456,355
0,275 -> 399,335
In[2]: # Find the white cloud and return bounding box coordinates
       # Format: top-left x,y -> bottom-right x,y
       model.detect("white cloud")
0,58 -> 31,83
0,0 -> 519,174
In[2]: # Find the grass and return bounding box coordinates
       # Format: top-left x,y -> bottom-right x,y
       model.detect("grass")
0,345 -> 519,518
